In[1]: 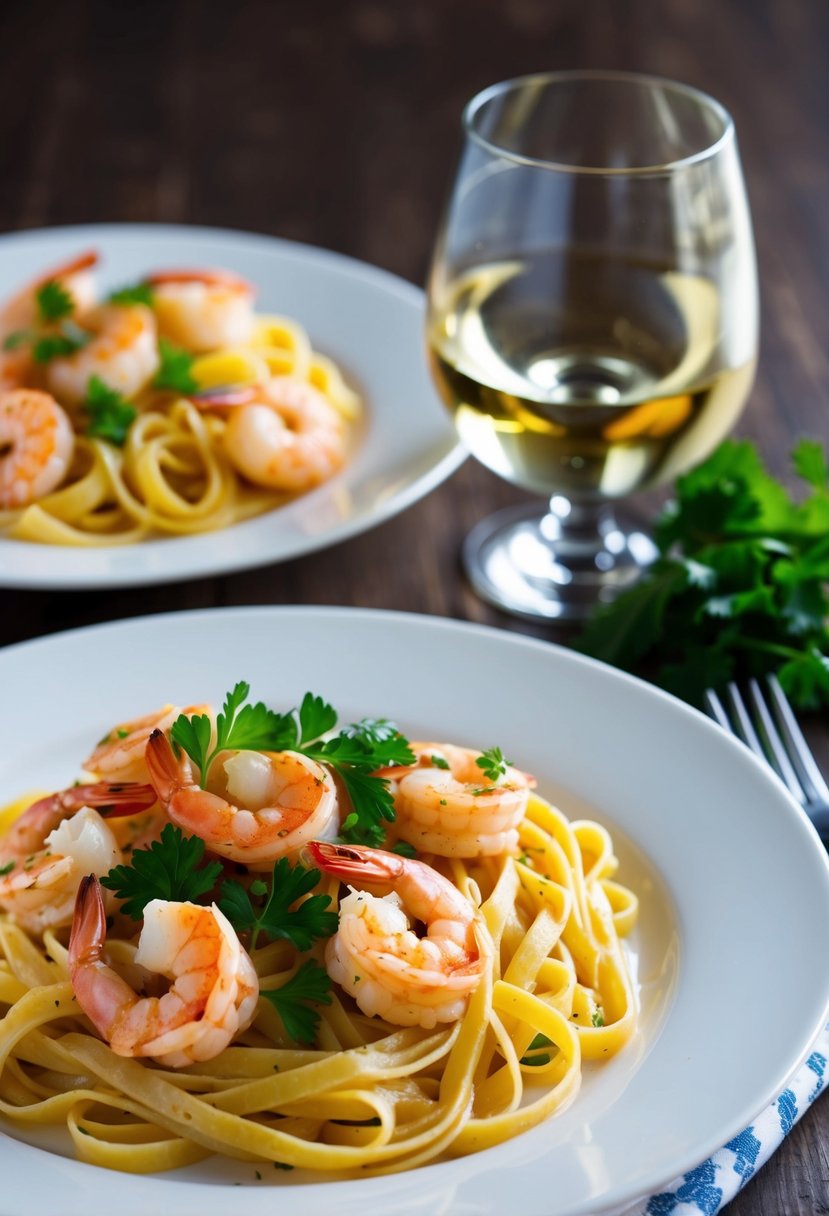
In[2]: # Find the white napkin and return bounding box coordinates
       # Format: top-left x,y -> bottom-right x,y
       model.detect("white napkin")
620,1021 -> 828,1214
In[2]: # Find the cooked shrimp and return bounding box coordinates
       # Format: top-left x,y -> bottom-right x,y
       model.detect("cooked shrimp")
0,250 -> 98,342
0,808 -> 122,933
147,268 -> 255,352
310,841 -> 488,1029
145,729 -> 339,869
377,743 -> 534,858
0,781 -> 156,932
69,874 -> 259,1067
221,375 -> 346,492
0,389 -> 75,508
46,303 -> 159,406
85,703 -> 212,783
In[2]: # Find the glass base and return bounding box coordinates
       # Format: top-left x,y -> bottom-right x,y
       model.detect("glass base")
462,498 -> 659,623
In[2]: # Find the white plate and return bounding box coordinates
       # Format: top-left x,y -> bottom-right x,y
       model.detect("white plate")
0,225 -> 464,589
1,607 -> 828,1216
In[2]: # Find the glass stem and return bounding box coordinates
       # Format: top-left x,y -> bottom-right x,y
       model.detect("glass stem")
541,496 -> 618,567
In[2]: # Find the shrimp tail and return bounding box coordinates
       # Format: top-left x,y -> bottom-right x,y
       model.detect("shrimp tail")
147,268 -> 253,292
68,873 -> 106,970
69,874 -> 137,1042
72,781 -> 158,817
144,728 -> 183,804
191,386 -> 259,409
309,840 -> 403,884
38,250 -> 99,285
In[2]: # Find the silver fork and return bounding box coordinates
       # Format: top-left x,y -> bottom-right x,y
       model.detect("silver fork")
704,675 -> 829,845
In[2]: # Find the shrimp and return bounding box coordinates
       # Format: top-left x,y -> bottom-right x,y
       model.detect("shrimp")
220,375 -> 346,493
0,781 -> 156,932
0,389 -> 75,509
0,251 -> 98,343
46,303 -> 159,406
0,252 -> 98,394
69,874 -> 259,1067
145,729 -> 339,869
377,743 -> 535,858
147,268 -> 255,352
84,703 -> 211,784
309,841 -> 489,1029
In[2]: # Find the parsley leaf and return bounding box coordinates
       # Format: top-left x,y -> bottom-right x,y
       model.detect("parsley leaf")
219,857 -> 338,951
475,746 -> 508,783
171,682 -> 297,787
520,1032 -> 553,1066
2,330 -> 32,351
154,337 -> 198,395
576,441 -> 829,711
260,960 -> 332,1044
100,824 -> 223,920
36,279 -> 75,322
391,840 -> 418,858
32,321 -> 92,364
108,282 -> 155,307
83,375 -> 137,445
332,769 -> 396,847
298,693 -> 338,744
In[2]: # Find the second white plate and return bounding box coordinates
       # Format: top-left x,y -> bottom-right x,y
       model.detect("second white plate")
0,225 -> 464,589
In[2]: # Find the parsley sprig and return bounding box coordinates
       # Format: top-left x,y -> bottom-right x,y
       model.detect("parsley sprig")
577,439 -> 829,711
108,282 -> 155,307
219,857 -> 338,951
171,683 -> 415,847
83,375 -> 137,445
476,746 -> 509,783
101,824 -> 223,919
261,960 -> 332,1044
36,279 -> 75,322
154,337 -> 198,394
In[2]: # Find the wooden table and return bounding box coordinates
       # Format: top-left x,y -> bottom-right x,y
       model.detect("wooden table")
0,1 -> 827,1210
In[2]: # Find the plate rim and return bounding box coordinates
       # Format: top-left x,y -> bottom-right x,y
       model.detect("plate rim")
1,603 -> 828,1216
0,223 -> 466,590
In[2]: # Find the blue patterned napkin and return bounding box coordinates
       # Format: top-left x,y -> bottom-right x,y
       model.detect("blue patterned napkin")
620,1021 -> 828,1215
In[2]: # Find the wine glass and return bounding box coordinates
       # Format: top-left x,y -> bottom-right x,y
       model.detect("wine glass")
426,71 -> 758,621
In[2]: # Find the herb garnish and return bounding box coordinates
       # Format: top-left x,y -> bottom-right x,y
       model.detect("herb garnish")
260,960 -> 332,1043
36,279 -> 75,322
171,683 -> 415,847
475,747 -> 509,783
108,282 -> 155,307
101,824 -> 223,919
153,337 -> 198,394
219,857 -> 338,951
576,440 -> 829,710
83,375 -> 137,445
520,1032 -> 553,1066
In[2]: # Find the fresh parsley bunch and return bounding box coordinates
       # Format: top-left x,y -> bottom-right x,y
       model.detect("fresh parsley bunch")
576,439 -> 829,710
171,682 -> 416,846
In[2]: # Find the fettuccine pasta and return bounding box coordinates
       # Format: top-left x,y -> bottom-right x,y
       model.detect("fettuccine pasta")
0,254 -> 359,544
0,694 -> 638,1177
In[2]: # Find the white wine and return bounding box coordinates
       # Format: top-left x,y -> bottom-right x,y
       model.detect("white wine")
428,252 -> 756,498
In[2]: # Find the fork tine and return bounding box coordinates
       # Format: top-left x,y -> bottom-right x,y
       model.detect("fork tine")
765,675 -> 829,805
704,688 -> 730,731
706,684 -> 758,749
743,679 -> 808,803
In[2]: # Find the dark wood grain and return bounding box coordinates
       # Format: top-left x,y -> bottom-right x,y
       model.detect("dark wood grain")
0,1 -> 827,1210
